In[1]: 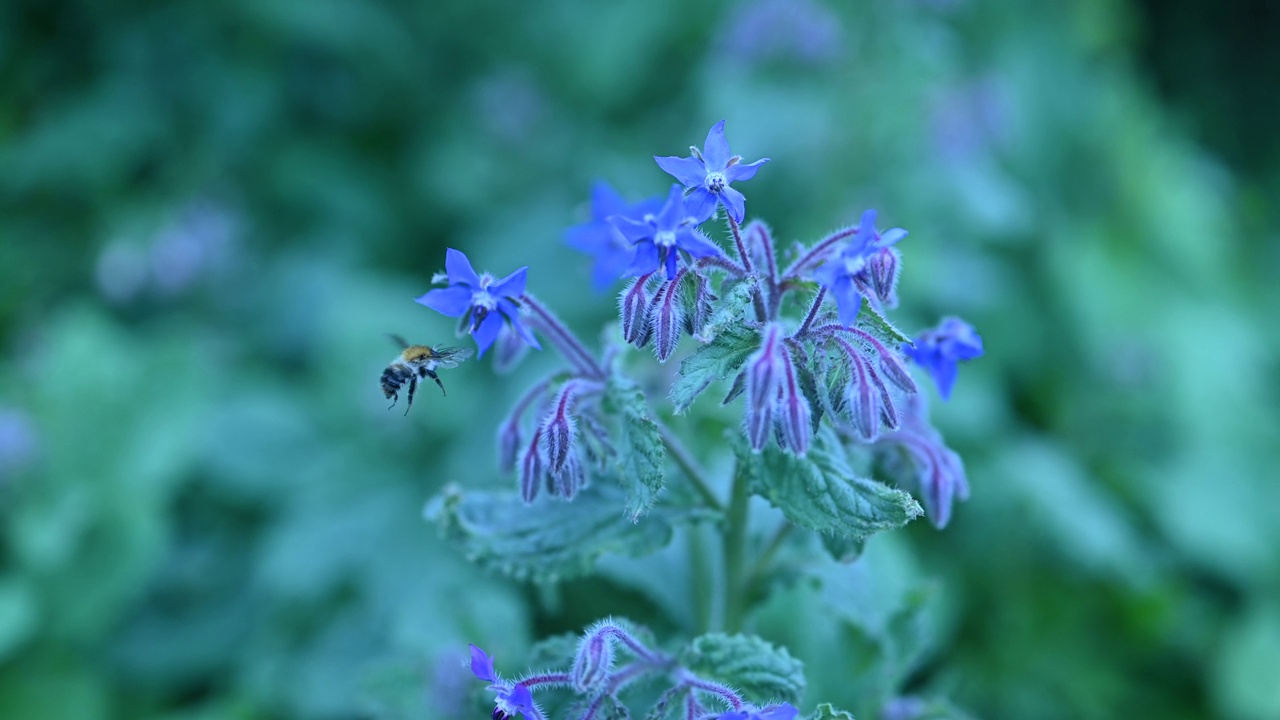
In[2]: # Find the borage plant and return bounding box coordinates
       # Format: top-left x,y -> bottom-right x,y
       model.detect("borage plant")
421,121 -> 983,719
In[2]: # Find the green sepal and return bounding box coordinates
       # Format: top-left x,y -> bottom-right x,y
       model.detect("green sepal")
810,703 -> 857,720
695,275 -> 758,343
671,325 -> 760,414
679,633 -> 806,705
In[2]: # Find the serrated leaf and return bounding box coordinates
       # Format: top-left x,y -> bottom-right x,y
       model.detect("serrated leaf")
680,633 -> 806,705
425,483 -> 693,582
819,534 -> 866,563
855,298 -> 910,346
737,427 -> 922,545
696,275 -> 758,342
810,703 -> 857,720
671,325 -> 760,414
602,377 -> 665,519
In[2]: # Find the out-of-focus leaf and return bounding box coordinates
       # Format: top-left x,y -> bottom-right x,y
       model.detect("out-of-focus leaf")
680,633 -> 806,706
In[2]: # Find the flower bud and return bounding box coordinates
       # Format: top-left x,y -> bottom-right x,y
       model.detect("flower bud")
745,324 -> 785,451
847,350 -> 879,441
519,429 -> 544,504
551,453 -> 585,499
571,626 -> 615,693
869,246 -> 901,309
620,273 -> 653,346
497,421 -> 521,475
649,275 -> 685,363
539,385 -> 578,474
776,351 -> 812,456
682,271 -> 715,337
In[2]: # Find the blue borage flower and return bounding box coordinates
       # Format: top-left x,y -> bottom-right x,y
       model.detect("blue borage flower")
655,120 -> 769,223
613,184 -> 723,279
416,248 -> 541,358
813,209 -> 907,326
469,644 -> 538,720
904,316 -> 984,400
566,181 -> 663,291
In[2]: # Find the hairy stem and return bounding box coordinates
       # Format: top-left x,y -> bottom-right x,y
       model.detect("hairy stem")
659,423 -> 723,513
722,459 -> 751,633
782,225 -> 860,279
727,215 -> 753,273
795,286 -> 828,337
521,292 -> 606,379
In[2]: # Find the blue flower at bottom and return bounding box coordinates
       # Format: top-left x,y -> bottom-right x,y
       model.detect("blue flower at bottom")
814,209 -> 907,327
566,181 -> 663,291
469,644 -> 536,720
612,184 -> 722,279
416,248 -> 541,358
904,317 -> 983,400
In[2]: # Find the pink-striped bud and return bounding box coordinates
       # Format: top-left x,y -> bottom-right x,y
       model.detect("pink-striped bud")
777,350 -> 812,456
744,324 -> 786,451
519,428 -> 544,504
539,384 -> 578,474
869,247 -> 901,309
683,271 -> 715,337
649,272 -> 685,363
497,421 -> 521,474
620,273 -> 654,346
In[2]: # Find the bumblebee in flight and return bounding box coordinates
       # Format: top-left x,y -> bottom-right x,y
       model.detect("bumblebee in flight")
381,334 -> 472,415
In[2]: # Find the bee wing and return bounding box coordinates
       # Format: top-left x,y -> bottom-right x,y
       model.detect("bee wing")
433,346 -> 473,368
387,333 -> 410,350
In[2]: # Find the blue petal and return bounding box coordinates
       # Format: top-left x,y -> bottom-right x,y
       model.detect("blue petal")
415,286 -> 471,317
664,248 -> 678,278
725,157 -> 769,182
676,229 -> 722,258
656,184 -> 687,229
719,185 -> 747,223
468,644 -> 497,682
622,241 -> 660,277
489,266 -> 527,299
472,311 -> 504,357
857,209 -> 878,240
611,215 -> 653,243
759,705 -> 799,720
445,248 -> 482,287
498,298 -> 541,350
931,357 -> 959,400
686,188 -> 718,223
589,180 -> 629,221
589,246 -> 633,291
702,120 -> 730,169
654,155 -> 707,188
505,684 -> 535,711
565,221 -> 613,253
831,275 -> 862,327
879,228 -> 908,247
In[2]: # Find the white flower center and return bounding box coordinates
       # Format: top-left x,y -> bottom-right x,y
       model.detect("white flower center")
842,254 -> 868,276
705,171 -> 726,193
472,273 -> 497,310
654,230 -> 677,248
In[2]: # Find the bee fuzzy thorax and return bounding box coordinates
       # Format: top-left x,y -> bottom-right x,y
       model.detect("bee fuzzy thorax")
380,338 -> 472,415
401,345 -> 438,364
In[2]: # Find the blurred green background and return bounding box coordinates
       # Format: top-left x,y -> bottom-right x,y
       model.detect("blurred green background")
2,0 -> 1278,718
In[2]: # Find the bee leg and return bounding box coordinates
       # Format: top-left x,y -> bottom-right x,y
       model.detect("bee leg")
424,368 -> 447,396
404,377 -> 417,416
387,393 -> 398,410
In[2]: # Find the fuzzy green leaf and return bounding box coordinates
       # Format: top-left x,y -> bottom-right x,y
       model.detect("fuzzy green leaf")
602,376 -> 666,519
680,633 -> 806,705
671,325 -> 760,414
856,297 -> 910,346
738,427 -> 922,544
810,704 -> 857,720
425,483 -> 697,583
695,275 -> 758,343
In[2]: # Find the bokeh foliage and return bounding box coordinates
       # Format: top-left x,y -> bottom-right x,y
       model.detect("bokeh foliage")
2,1 -> 1278,719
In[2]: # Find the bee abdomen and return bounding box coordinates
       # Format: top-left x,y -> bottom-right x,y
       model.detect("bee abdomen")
380,365 -> 410,397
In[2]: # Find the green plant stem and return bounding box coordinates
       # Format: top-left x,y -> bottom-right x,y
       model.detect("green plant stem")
722,459 -> 751,633
658,424 -> 723,513
688,527 -> 713,634
744,522 -> 793,599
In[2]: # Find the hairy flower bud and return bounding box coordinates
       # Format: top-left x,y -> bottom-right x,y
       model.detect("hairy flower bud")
682,270 -> 715,337
519,429 -> 544,504
776,350 -> 812,456
620,273 -> 654,346
571,627 -> 615,693
551,453 -> 585,499
497,421 -> 521,475
745,324 -> 786,451
649,272 -> 685,363
539,384 -> 579,474
876,395 -> 970,528
847,348 -> 879,441
869,246 -> 901,309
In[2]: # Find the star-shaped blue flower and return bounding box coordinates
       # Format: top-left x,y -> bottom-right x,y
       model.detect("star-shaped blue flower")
813,209 -> 907,327
655,120 -> 769,223
565,181 -> 663,291
612,184 -> 723,279
469,644 -> 537,720
415,248 -> 541,358
904,317 -> 984,400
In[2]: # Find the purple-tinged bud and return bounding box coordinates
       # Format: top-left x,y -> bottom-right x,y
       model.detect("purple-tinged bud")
876,395 -> 971,528
571,627 -> 615,693
551,453 -> 585,499
649,270 -> 686,363
869,247 -> 901,309
776,350 -> 812,456
577,413 -> 613,469
744,324 -> 786,451
539,383 -> 578,474
497,421 -> 521,474
620,272 -> 654,346
844,326 -> 917,394
683,271 -> 715,338
492,323 -> 532,374
846,346 -> 879,441
520,428 -> 544,504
